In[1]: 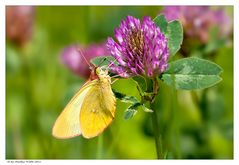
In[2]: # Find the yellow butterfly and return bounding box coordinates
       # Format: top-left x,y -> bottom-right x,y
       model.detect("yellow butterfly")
52,66 -> 116,139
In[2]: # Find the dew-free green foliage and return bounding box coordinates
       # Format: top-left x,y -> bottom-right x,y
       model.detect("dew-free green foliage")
124,103 -> 141,120
162,57 -> 223,90
132,76 -> 154,93
153,15 -> 222,90
154,15 -> 168,34
113,90 -> 139,104
90,56 -> 116,67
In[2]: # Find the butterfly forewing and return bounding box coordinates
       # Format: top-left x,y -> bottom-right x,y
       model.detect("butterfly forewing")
52,80 -> 97,139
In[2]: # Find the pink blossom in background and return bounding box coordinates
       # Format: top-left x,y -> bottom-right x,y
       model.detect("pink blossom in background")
61,43 -> 110,79
6,6 -> 35,47
162,6 -> 232,43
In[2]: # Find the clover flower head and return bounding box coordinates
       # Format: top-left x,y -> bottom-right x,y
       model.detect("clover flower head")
107,15 -> 169,78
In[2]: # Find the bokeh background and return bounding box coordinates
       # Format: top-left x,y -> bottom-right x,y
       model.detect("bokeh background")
6,6 -> 233,159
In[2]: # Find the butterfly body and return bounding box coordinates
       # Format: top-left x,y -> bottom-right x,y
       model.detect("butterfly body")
52,67 -> 116,139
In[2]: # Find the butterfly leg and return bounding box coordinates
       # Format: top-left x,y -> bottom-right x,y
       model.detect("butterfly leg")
111,78 -> 119,85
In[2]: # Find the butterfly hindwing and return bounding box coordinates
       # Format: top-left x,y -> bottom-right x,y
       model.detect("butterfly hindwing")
80,79 -> 116,138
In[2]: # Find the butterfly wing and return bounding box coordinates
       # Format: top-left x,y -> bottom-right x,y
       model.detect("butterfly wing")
52,80 -> 97,139
80,79 -> 116,138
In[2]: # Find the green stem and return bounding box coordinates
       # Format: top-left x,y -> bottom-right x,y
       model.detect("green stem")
150,78 -> 164,159
138,77 -> 164,159
151,105 -> 164,159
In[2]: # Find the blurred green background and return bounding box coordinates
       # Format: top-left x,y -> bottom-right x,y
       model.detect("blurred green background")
6,6 -> 233,159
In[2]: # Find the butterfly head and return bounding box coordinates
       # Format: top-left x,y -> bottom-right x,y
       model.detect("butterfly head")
95,67 -> 111,83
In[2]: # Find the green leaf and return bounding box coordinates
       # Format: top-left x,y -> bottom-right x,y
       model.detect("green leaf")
142,104 -> 153,113
166,20 -> 183,56
161,57 -> 223,90
153,15 -> 168,34
132,76 -> 147,92
154,15 -> 183,57
124,102 -> 141,120
90,56 -> 118,67
113,89 -> 139,104
113,90 -> 142,120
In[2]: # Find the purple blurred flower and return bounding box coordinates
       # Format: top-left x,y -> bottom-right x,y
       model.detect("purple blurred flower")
107,16 -> 169,78
162,6 -> 232,43
213,9 -> 232,38
6,6 -> 35,47
61,43 -> 109,78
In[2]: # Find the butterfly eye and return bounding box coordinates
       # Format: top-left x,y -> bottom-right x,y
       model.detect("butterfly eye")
96,67 -> 101,75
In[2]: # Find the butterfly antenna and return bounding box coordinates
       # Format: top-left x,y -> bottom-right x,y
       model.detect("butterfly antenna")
104,56 -> 121,74
75,45 -> 91,68
108,58 -> 117,68
110,70 -> 129,79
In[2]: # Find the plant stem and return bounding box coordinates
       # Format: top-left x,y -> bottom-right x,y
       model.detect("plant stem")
151,78 -> 164,159
151,106 -> 164,159
142,78 -> 164,159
